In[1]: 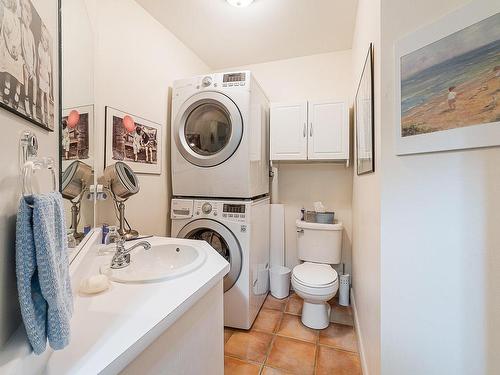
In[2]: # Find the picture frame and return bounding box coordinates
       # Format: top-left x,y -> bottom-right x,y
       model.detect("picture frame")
61,105 -> 94,172
105,106 -> 162,174
395,1 -> 500,155
355,43 -> 375,175
0,0 -> 56,131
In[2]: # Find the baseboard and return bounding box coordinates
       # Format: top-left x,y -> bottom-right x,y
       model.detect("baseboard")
351,289 -> 369,375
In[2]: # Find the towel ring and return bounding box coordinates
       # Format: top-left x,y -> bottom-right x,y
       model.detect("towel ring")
22,158 -> 57,207
19,131 -> 57,207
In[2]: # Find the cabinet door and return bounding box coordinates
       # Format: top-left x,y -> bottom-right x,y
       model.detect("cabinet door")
270,102 -> 308,160
307,100 -> 348,160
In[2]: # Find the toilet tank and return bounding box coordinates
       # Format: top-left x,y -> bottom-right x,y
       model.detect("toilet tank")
296,220 -> 343,264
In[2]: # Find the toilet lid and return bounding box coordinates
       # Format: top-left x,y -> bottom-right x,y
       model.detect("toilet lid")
293,262 -> 338,287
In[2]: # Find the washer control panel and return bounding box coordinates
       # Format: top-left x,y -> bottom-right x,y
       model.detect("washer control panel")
171,199 -> 194,219
193,200 -> 248,223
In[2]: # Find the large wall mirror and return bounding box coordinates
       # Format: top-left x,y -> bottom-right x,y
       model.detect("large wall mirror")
60,0 -> 95,247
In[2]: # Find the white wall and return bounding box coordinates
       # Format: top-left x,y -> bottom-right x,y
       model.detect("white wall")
89,0 -> 210,235
350,0 -> 381,374
0,0 -> 59,347
62,0 -> 94,109
61,0 -> 95,232
221,51 -> 354,272
380,0 -> 500,374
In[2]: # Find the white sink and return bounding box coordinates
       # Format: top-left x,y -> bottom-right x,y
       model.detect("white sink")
100,242 -> 207,283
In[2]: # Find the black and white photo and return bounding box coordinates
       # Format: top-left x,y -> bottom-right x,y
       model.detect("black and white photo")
0,0 -> 54,130
105,106 -> 162,174
61,105 -> 93,171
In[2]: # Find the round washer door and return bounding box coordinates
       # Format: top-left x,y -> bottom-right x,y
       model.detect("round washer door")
177,219 -> 242,292
174,91 -> 243,167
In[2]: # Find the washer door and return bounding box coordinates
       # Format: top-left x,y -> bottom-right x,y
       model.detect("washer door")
177,219 -> 242,292
174,91 -> 243,167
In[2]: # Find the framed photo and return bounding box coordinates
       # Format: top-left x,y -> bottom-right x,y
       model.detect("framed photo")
355,43 -> 374,175
105,107 -> 162,174
61,105 -> 94,171
0,0 -> 56,131
395,1 -> 500,155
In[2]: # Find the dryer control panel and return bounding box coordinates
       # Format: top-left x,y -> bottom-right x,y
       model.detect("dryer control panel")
191,71 -> 249,90
193,200 -> 248,223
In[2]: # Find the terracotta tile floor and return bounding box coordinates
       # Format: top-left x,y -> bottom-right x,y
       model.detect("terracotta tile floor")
224,293 -> 362,375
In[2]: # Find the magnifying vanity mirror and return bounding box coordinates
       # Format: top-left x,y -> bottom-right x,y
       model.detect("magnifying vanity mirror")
60,0 -> 95,246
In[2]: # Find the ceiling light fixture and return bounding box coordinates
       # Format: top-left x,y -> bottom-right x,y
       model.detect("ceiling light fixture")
227,0 -> 254,8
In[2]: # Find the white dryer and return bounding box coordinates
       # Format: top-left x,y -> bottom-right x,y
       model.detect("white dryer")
171,197 -> 270,329
171,71 -> 269,198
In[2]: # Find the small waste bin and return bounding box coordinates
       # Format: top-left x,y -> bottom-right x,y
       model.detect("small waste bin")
270,266 -> 291,299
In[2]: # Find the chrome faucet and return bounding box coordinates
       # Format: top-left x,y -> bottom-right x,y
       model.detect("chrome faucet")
110,237 -> 152,269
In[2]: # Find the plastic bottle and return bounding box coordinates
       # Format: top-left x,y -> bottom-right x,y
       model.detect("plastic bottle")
101,224 -> 109,244
67,230 -> 77,248
104,226 -> 121,245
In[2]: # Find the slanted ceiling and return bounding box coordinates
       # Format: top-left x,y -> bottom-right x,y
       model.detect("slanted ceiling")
135,0 -> 358,69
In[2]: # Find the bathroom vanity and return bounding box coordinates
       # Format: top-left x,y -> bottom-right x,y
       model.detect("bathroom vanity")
0,231 -> 229,374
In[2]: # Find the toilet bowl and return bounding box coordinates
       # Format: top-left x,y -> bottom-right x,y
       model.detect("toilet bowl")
291,262 -> 338,329
294,219 -> 343,329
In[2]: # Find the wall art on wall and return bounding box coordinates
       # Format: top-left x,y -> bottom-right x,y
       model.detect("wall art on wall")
105,107 -> 162,174
0,0 -> 55,131
61,105 -> 93,171
355,43 -> 374,175
395,2 -> 500,155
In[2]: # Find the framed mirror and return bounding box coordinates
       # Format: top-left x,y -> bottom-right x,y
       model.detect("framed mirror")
59,0 -> 95,248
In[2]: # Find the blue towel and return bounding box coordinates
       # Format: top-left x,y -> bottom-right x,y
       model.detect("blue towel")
16,192 -> 73,354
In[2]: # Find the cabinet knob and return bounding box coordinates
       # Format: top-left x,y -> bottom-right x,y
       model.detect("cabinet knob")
310,123 -> 313,137
303,123 -> 306,137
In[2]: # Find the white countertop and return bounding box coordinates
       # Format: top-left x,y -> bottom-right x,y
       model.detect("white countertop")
1,233 -> 229,375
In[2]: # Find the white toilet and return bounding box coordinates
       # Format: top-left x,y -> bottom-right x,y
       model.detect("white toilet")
291,219 -> 343,329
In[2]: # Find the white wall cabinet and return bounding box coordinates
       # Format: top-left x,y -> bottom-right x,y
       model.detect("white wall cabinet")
270,100 -> 348,161
269,102 -> 308,160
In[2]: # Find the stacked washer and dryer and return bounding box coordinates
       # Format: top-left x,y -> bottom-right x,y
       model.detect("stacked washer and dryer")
170,71 -> 271,329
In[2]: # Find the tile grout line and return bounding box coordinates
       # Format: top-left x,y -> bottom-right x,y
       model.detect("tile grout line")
312,325 -> 321,375
261,308 -> 285,373
317,343 -> 360,355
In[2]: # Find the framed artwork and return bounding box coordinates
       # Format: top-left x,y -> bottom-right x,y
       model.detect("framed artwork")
61,105 -> 94,171
395,1 -> 500,155
105,107 -> 162,174
0,0 -> 56,131
355,43 -> 374,175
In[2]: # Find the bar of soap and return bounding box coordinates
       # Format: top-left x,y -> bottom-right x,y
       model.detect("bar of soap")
79,274 -> 110,295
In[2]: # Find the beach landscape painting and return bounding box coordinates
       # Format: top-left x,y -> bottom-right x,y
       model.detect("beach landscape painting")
400,12 -> 500,139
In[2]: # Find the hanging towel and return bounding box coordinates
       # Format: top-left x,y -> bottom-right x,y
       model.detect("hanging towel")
16,192 -> 73,354
15,196 -> 47,354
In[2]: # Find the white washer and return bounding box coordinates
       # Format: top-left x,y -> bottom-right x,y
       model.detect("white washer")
171,197 -> 270,329
171,71 -> 270,198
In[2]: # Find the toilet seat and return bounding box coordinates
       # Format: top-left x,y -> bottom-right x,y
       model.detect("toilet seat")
292,262 -> 338,287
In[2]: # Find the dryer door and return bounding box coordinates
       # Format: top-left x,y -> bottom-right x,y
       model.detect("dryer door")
177,219 -> 242,292
174,91 -> 243,167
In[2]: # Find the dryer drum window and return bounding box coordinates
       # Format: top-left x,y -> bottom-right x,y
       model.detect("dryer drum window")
174,92 -> 243,167
185,103 -> 231,156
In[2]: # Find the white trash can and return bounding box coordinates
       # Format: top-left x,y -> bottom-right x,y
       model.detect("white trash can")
270,266 -> 291,299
